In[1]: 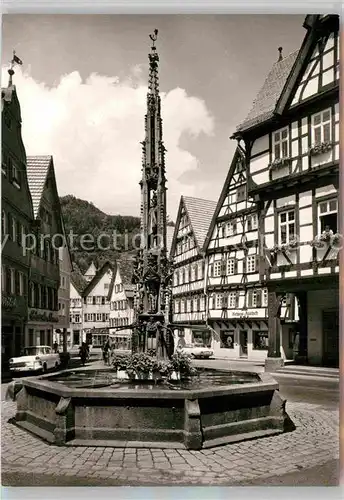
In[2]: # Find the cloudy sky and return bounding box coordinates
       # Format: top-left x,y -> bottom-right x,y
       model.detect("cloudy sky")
2,15 -> 305,219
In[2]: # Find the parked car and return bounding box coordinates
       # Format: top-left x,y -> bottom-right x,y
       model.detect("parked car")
177,343 -> 214,359
9,346 -> 61,374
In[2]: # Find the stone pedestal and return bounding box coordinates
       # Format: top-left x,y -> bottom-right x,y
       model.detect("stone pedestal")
265,357 -> 284,372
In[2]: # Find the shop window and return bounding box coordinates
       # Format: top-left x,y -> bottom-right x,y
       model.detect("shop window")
192,331 -> 211,347
220,330 -> 235,349
253,331 -> 269,350
73,330 -> 80,345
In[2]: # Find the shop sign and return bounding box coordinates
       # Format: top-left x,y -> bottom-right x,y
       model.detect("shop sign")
229,309 -> 262,319
29,309 -> 59,323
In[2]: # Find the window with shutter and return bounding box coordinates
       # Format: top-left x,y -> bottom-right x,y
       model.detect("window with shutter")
14,270 -> 20,295
221,257 -> 226,276
247,290 -> 252,308
256,290 -> 262,308
197,297 -> 200,312
194,264 -> 198,281
208,264 -> 213,278
255,255 -> 260,273
234,259 -> 238,274
235,292 -> 240,308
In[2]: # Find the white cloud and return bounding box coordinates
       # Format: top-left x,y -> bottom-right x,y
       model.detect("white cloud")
2,66 -> 214,218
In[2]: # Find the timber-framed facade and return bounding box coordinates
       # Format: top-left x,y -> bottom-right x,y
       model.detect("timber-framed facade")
170,196 -> 216,347
203,148 -> 297,360
232,14 -> 340,368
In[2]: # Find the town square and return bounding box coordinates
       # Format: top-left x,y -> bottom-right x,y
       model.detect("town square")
1,13 -> 341,490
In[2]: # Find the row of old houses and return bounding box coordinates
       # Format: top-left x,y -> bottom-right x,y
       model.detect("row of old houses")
2,14 -> 339,371
170,14 -> 340,368
2,69 -> 72,369
104,15 -> 339,368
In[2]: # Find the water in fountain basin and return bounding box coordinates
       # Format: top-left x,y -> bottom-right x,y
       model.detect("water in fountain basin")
45,368 -> 261,390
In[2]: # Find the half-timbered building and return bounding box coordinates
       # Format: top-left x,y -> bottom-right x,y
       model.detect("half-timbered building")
170,196 -> 217,347
232,14 -> 340,368
26,156 -> 63,349
109,258 -> 135,352
82,261 -> 113,348
204,149 -> 298,360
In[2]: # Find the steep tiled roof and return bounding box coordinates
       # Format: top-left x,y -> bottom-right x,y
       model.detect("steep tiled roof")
182,196 -> 217,250
82,260 -> 115,297
166,226 -> 174,257
26,156 -> 52,218
117,258 -> 135,289
236,50 -> 299,132
71,268 -> 88,295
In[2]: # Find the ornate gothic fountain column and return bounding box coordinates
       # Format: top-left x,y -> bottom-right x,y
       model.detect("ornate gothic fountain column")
132,30 -> 174,359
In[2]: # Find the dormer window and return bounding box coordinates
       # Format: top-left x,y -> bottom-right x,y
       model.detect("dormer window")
272,127 -> 289,160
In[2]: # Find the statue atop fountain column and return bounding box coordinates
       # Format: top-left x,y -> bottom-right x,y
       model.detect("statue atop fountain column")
131,29 -> 173,360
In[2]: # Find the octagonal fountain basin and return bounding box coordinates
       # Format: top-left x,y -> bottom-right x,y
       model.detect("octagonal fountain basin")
14,368 -> 291,450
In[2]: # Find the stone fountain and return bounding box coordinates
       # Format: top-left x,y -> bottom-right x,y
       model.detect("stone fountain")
12,29 -> 293,450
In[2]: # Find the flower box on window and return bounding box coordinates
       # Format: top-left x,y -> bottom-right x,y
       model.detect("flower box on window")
268,157 -> 291,170
270,239 -> 298,257
309,141 -> 333,156
311,230 -> 340,248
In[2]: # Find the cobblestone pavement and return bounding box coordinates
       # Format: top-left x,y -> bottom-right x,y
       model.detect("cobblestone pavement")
1,400 -> 339,486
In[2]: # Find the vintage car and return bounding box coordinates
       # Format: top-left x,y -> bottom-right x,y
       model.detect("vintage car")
9,346 -> 61,374
177,343 -> 214,359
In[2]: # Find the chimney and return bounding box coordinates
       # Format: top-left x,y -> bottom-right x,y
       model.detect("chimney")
278,47 -> 283,62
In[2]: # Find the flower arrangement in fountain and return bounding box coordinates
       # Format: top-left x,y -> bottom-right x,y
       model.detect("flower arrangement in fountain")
268,156 -> 291,171
111,351 -> 197,382
270,238 -> 298,257
310,228 -> 341,248
309,141 -> 333,156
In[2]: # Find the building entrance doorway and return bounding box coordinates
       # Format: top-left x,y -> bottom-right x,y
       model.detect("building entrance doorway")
239,331 -> 248,357
322,309 -> 339,367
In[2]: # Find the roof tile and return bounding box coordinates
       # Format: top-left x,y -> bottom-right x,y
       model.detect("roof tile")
236,50 -> 299,132
182,196 -> 217,249
26,155 -> 52,218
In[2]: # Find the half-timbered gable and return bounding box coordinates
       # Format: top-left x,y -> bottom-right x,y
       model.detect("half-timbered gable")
203,145 -> 296,360
232,14 -> 339,368
170,196 -> 216,346
82,261 -> 113,348
109,258 -> 135,352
